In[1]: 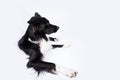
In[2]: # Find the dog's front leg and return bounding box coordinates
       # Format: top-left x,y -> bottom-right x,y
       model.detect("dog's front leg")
52,44 -> 70,49
52,44 -> 64,48
49,37 -> 58,42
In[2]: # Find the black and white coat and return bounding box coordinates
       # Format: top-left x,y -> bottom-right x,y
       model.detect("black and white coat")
18,12 -> 77,78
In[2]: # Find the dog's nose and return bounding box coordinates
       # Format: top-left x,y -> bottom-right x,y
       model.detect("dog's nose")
57,26 -> 59,30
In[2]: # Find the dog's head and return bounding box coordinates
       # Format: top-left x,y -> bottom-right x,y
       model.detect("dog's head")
28,12 -> 59,35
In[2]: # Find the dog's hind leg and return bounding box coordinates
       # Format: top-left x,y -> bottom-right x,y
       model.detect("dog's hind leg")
55,65 -> 78,78
26,49 -> 56,75
27,60 -> 56,74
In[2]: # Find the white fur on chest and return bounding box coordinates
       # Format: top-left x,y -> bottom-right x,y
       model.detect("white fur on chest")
29,38 -> 52,53
40,39 -> 52,53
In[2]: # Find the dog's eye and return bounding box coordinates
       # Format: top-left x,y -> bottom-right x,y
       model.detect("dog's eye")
46,23 -> 49,25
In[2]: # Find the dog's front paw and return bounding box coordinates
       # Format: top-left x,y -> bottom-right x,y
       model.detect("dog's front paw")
54,38 -> 59,42
63,44 -> 71,48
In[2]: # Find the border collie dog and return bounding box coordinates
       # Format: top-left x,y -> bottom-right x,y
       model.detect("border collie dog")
18,12 -> 77,78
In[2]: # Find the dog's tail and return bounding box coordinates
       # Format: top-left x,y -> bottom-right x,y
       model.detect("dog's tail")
18,33 -> 28,49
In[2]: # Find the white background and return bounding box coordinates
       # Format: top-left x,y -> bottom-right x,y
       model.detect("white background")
0,0 -> 120,80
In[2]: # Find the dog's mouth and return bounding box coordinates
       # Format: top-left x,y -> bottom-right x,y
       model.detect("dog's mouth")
45,26 -> 59,34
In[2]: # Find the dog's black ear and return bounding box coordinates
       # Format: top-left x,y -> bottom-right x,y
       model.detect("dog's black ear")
27,17 -> 34,24
35,12 -> 41,17
27,12 -> 42,24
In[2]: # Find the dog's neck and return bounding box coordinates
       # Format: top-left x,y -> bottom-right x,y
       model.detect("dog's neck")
28,38 -> 40,45
28,36 -> 48,44
28,36 -> 52,53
